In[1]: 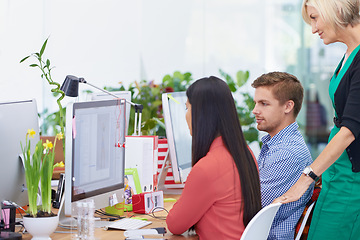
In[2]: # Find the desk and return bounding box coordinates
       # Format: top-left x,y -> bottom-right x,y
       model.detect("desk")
19,195 -> 198,240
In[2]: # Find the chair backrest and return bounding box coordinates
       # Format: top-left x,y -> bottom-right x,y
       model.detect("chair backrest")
240,202 -> 282,240
294,201 -> 316,240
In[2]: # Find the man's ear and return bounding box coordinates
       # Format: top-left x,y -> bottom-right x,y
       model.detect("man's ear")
284,100 -> 295,114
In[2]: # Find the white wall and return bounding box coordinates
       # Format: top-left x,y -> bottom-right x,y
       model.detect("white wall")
1,0 -> 318,117
1,0 -> 267,110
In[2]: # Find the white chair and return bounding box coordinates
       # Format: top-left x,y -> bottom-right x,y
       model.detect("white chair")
240,202 -> 282,240
294,201 -> 316,240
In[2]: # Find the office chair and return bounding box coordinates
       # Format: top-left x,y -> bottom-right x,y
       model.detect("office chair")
294,201 -> 316,240
240,202 -> 282,240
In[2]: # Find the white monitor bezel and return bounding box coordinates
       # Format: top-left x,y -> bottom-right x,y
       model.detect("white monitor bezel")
162,92 -> 192,184
64,99 -> 126,217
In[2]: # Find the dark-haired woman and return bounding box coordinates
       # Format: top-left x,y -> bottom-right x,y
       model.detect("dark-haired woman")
166,76 -> 262,240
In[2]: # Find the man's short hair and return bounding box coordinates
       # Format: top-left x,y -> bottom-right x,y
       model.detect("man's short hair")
251,72 -> 304,117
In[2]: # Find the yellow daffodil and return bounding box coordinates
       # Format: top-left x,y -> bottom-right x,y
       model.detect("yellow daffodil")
54,161 -> 65,168
56,132 -> 64,140
43,139 -> 53,150
26,128 -> 36,138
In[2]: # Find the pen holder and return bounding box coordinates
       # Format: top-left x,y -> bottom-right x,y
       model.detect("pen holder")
133,191 -> 164,214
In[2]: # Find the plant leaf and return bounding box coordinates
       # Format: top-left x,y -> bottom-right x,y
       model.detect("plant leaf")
20,56 -> 30,63
153,117 -> 165,129
236,70 -> 250,87
29,64 -> 39,68
40,38 -> 48,57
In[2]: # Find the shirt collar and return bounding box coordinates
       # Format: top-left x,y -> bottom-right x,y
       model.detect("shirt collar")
261,122 -> 299,147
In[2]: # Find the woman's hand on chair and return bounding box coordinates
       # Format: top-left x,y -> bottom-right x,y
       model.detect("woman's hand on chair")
273,174 -> 314,204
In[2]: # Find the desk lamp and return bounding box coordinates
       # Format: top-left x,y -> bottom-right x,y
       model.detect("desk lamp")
61,75 -> 143,135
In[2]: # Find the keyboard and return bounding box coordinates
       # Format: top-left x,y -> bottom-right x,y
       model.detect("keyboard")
105,218 -> 152,230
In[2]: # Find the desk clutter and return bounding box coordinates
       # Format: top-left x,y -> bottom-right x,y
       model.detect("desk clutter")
125,137 -> 185,191
0,98 -> 194,240
125,136 -> 159,193
132,191 -> 164,214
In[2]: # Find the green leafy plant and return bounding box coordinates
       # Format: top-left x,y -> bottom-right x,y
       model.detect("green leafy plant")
20,129 -> 64,217
101,70 -> 258,143
103,71 -> 193,136
219,69 -> 259,143
20,38 -> 65,137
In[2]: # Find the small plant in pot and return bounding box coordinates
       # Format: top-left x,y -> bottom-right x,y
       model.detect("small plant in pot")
21,129 -> 64,240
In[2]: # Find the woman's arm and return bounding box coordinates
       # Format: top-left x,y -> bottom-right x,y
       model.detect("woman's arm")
274,126 -> 355,203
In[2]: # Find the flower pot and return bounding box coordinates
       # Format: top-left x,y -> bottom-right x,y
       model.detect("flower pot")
23,215 -> 59,240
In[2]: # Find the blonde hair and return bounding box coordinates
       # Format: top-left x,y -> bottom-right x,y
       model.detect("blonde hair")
302,0 -> 360,29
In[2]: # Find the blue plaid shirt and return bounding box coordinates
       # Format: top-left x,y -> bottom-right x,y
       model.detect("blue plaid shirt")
258,122 -> 314,240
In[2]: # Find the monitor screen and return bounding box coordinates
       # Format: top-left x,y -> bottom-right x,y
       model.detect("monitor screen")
63,99 -> 126,220
162,92 -> 192,183
0,99 -> 40,207
90,91 -> 132,135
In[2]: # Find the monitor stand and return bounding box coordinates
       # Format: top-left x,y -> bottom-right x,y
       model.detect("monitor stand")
157,153 -> 184,195
57,194 -> 77,228
57,194 -> 114,229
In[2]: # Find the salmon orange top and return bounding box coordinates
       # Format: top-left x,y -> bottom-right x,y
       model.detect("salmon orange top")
167,136 -> 251,240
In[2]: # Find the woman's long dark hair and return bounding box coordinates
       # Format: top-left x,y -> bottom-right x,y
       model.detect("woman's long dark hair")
186,76 -> 261,226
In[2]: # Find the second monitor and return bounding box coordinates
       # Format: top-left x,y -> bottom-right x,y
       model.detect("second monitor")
62,99 -> 126,225
162,92 -> 192,184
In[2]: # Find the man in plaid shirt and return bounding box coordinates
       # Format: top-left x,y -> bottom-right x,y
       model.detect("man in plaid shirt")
252,72 -> 314,240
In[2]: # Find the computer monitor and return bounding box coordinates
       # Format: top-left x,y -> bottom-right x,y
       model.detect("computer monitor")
90,91 -> 132,135
161,92 -> 192,184
0,99 -> 40,207
61,99 -> 126,226
0,99 -> 39,237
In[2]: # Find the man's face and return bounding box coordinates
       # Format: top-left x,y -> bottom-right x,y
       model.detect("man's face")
252,86 -> 290,137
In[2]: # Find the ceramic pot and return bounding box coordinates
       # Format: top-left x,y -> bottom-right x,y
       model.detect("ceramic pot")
23,215 -> 59,240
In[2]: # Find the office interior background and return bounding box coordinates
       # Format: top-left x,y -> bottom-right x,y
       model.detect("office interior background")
0,0 -> 346,157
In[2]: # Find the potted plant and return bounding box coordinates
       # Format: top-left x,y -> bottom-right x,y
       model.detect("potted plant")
21,37 -> 66,179
21,129 -> 63,240
20,37 -> 65,139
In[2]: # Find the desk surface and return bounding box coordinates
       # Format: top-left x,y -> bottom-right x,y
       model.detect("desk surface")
19,195 -> 198,240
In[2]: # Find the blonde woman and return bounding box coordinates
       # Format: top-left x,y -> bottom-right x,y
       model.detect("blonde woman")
275,0 -> 360,239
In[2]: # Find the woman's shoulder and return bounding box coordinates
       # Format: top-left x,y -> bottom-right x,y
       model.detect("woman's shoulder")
194,143 -> 233,175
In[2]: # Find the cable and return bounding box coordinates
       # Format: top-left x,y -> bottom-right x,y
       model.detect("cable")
149,207 -> 169,220
130,207 -> 169,220
5,200 -> 26,212
95,209 -> 124,221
